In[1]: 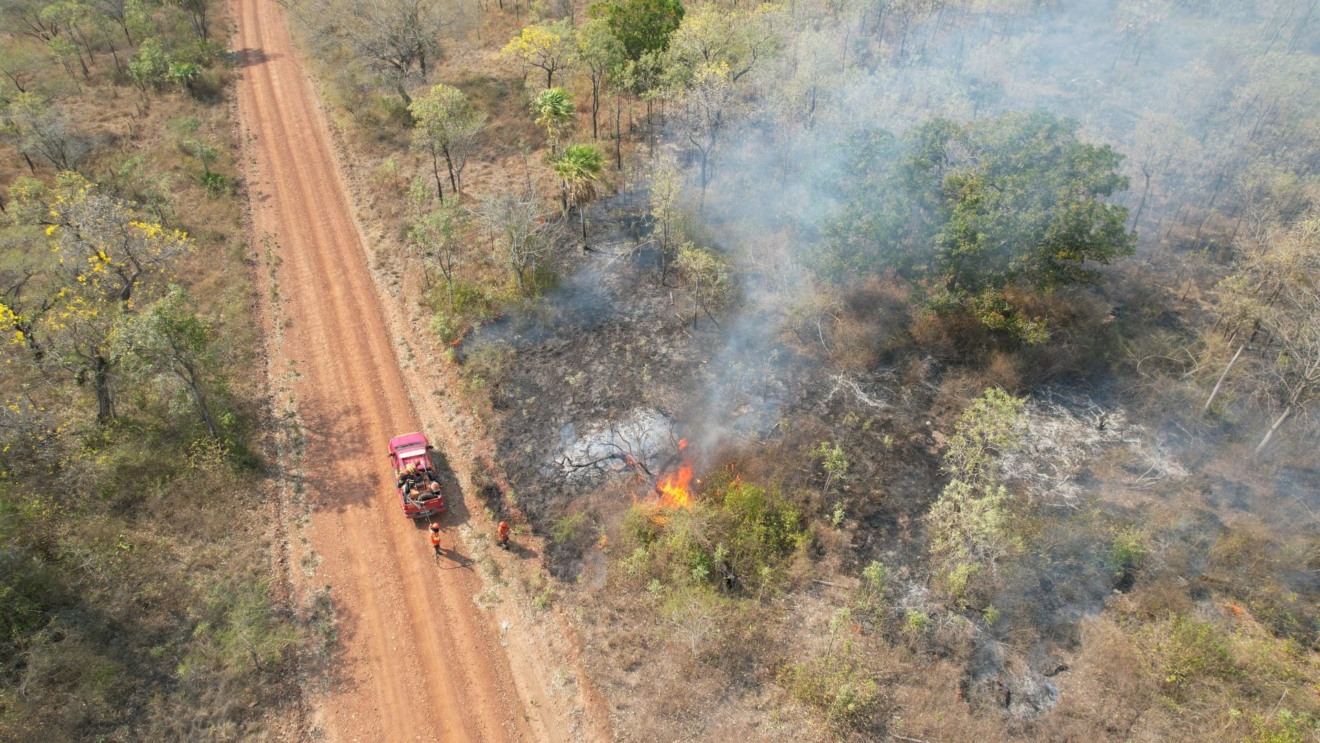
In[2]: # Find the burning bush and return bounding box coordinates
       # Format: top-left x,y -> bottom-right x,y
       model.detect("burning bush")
622,472 -> 809,597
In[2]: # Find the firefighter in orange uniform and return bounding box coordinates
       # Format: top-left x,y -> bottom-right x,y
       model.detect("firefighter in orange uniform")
429,522 -> 442,556
497,520 -> 511,549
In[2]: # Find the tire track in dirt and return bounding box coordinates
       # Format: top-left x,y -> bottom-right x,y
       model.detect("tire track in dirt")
232,0 -> 557,739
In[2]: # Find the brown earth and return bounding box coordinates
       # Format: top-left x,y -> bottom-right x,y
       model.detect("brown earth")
231,0 -> 606,739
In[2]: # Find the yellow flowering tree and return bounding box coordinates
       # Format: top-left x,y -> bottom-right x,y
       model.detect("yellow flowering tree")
501,20 -> 575,89
20,174 -> 191,423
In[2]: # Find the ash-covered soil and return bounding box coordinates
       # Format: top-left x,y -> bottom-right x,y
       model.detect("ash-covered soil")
464,195 -> 816,526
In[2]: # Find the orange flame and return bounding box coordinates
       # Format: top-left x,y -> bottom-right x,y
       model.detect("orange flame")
656,463 -> 693,509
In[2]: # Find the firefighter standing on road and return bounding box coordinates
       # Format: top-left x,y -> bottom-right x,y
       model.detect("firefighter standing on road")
497,520 -> 511,550
429,522 -> 442,557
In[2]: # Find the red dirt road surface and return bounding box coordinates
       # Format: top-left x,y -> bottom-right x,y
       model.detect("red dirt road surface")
232,1 -> 588,740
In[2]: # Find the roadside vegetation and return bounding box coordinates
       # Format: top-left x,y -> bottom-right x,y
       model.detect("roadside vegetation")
0,0 -> 301,739
286,0 -> 1318,740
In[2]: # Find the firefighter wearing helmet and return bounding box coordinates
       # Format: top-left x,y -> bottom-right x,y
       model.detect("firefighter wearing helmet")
429,522 -> 442,556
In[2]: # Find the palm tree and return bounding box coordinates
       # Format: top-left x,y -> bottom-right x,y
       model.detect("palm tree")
532,87 -> 575,154
552,144 -> 605,243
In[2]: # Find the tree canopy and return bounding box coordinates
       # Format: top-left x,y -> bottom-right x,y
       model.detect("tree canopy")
589,0 -> 684,63
820,111 -> 1135,340
410,84 -> 485,200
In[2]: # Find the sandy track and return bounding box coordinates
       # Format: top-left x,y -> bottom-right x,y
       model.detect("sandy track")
232,1 -> 576,740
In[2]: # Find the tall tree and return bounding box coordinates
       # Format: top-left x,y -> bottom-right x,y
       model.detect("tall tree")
500,19 -> 574,89
590,0 -> 684,63
478,185 -> 553,291
648,154 -> 682,283
409,84 -> 486,200
300,0 -> 451,106
114,287 -> 222,436
532,86 -> 575,153
665,4 -> 780,86
917,112 -> 1134,294
551,143 -> 604,242
2,93 -> 90,173
30,174 -> 190,422
673,63 -> 736,212
575,16 -> 624,139
823,112 -> 1134,339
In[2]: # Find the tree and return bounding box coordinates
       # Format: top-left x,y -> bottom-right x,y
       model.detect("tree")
407,198 -> 467,305
1215,214 -> 1320,455
575,16 -> 625,139
478,185 -> 554,291
551,143 -> 604,242
926,388 -> 1026,601
2,93 -> 90,173
590,0 -> 684,63
532,86 -> 575,153
500,20 -> 574,89
47,174 -> 191,305
648,154 -> 682,283
29,175 -> 191,423
409,84 -> 486,201
114,287 -> 222,436
673,63 -> 736,211
823,112 -> 1134,339
920,112 -> 1134,294
0,224 -> 55,360
665,4 -> 780,86
1127,112 -> 1196,235
300,0 -> 451,105
674,242 -> 730,327
176,0 -> 210,40
129,37 -> 172,91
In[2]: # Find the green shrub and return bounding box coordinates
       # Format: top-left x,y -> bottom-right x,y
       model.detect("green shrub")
1108,526 -> 1148,587
1247,709 -> 1320,743
1148,615 -> 1238,698
904,609 -> 930,635
550,512 -> 587,545
782,635 -> 885,732
622,475 -> 808,596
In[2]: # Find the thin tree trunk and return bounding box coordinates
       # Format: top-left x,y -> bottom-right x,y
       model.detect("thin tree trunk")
430,149 -> 445,202
183,366 -> 219,437
591,74 -> 600,139
442,146 -> 458,192
1204,344 -> 1244,413
1254,405 -> 1293,455
1133,167 -> 1151,231
614,95 -> 622,169
94,355 -> 115,424
1255,377 -> 1311,454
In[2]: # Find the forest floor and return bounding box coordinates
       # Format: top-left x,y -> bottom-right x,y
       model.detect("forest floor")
231,0 -> 609,739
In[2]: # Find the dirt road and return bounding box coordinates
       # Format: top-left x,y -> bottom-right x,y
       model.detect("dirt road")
232,1 -> 589,740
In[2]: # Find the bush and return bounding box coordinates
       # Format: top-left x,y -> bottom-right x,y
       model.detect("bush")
1146,615 -> 1238,699
429,281 -> 502,344
622,474 -> 808,596
782,649 -> 884,732
782,608 -> 887,733
1108,526 -> 1148,590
